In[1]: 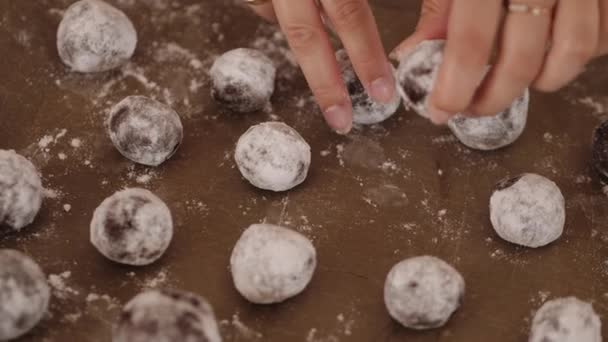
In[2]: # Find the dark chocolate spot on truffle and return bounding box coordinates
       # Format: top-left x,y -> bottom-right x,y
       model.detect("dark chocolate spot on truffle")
400,76 -> 427,105
496,175 -> 524,191
103,195 -> 151,241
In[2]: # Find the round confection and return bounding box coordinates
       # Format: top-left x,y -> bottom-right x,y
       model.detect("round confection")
114,289 -> 222,342
447,89 -> 529,151
90,188 -> 173,266
592,120 -> 608,183
335,49 -> 401,125
384,256 -> 464,330
490,173 -> 565,248
210,48 -> 276,113
396,40 -> 444,118
234,122 -> 311,192
108,96 -> 183,166
0,249 -> 50,341
230,223 -> 317,304
530,297 -> 602,342
57,0 -> 137,73
0,150 -> 43,232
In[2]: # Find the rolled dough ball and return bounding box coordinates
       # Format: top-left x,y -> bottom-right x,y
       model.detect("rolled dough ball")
230,223 -> 317,304
114,289 -> 222,342
530,297 -> 602,342
210,48 -> 276,113
592,120 -> 608,183
90,188 -> 173,266
57,0 -> 137,73
0,150 -> 43,232
234,122 -> 311,192
384,255 -> 464,330
396,40 -> 444,118
447,89 -> 529,151
335,49 -> 401,125
108,96 -> 183,166
490,173 -> 565,248
0,249 -> 50,341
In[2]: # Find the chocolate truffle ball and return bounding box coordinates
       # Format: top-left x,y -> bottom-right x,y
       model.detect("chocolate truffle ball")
210,48 -> 276,113
0,150 -> 43,232
114,289 -> 222,342
234,122 -> 311,192
57,0 -> 137,73
108,96 -> 183,166
384,256 -> 464,330
336,49 -> 401,125
490,173 -> 565,248
0,249 -> 50,340
530,297 -> 601,342
90,188 -> 173,266
230,223 -> 317,304
448,89 -> 529,151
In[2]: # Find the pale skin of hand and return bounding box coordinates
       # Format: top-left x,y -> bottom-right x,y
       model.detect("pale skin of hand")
250,0 -> 608,130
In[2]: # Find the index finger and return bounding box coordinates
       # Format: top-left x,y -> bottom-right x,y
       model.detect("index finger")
321,0 -> 396,103
274,0 -> 353,134
429,0 -> 502,124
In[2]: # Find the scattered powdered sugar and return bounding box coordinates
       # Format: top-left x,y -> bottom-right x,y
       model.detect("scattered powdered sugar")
48,271 -> 80,300
141,269 -> 169,289
220,313 -> 263,340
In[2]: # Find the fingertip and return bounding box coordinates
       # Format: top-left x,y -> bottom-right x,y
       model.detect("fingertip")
368,62 -> 397,104
428,103 -> 453,125
324,102 -> 353,134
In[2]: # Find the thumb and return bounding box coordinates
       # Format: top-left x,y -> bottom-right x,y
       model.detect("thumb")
390,0 -> 452,62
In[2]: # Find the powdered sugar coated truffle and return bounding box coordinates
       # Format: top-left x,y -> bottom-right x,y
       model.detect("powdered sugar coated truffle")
490,174 -> 565,248
0,150 -> 43,232
396,40 -> 444,118
210,48 -> 276,113
108,96 -> 183,166
336,49 -> 401,125
235,122 -> 311,192
230,223 -> 317,304
0,249 -> 50,341
448,89 -> 529,150
57,0 -> 137,73
90,188 -> 173,266
384,255 -> 464,330
114,289 -> 222,342
530,297 -> 601,342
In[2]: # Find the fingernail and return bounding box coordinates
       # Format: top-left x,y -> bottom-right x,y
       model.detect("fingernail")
369,65 -> 396,104
324,103 -> 353,134
428,104 -> 452,125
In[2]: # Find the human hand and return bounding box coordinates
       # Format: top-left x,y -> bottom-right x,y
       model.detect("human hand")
391,0 -> 608,125
246,0 -> 396,134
